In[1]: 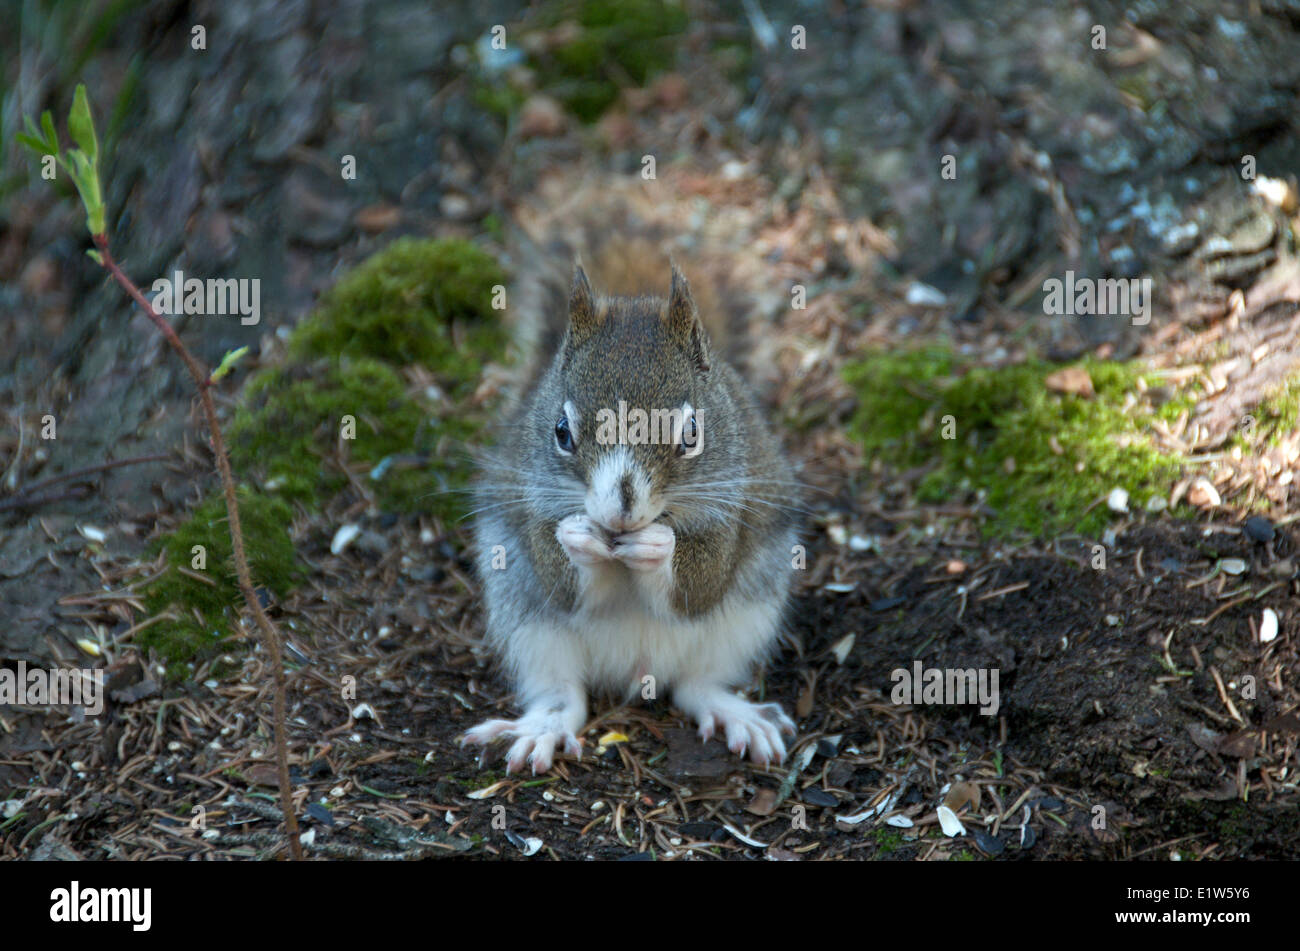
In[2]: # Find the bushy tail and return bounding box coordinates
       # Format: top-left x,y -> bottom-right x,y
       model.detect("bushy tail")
504,179 -> 752,389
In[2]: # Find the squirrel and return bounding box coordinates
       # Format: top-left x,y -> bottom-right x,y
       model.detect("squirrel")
462,228 -> 801,775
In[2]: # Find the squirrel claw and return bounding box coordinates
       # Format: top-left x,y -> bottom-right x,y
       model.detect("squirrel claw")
464,713 -> 583,775
697,716 -> 715,743
678,688 -> 796,768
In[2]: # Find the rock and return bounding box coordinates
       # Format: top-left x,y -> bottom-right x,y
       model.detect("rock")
282,168 -> 353,247
518,94 -> 566,138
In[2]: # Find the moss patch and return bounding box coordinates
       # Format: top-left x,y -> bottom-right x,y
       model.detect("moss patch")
289,237 -> 506,393
227,357 -> 475,517
1233,372 -> 1300,450
477,0 -> 689,124
139,490 -> 301,677
843,348 -> 1193,538
140,238 -> 507,678
229,237 -> 509,516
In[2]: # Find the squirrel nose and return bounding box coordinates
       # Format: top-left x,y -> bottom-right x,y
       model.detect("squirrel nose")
603,513 -> 648,534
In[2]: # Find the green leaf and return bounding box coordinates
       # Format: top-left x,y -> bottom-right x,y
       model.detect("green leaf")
65,150 -> 106,236
19,114 -> 56,155
22,116 -> 48,151
40,111 -> 58,152
86,249 -> 103,265
68,84 -> 99,164
210,346 -> 249,383
15,133 -> 52,156
20,91 -> 108,237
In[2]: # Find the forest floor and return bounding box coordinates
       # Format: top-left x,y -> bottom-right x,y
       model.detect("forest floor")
2,0 -> 1299,859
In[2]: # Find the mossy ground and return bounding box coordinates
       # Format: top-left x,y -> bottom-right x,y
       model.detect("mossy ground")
843,348 -> 1197,538
1232,372 -> 1300,450
227,357 -> 477,518
475,0 -> 689,124
144,237 -> 508,673
139,489 -> 301,678
289,237 -> 506,391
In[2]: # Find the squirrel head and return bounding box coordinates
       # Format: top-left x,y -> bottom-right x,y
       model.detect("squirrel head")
532,262 -> 736,534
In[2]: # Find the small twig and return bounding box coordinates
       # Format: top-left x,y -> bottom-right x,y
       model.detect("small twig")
8,452 -> 171,497
93,236 -> 302,860
0,485 -> 92,514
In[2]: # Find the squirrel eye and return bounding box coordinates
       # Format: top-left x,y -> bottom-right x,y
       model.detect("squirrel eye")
678,414 -> 699,456
555,415 -> 576,453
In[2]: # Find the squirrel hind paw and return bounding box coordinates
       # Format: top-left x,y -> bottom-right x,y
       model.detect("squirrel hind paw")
463,713 -> 584,775
683,691 -> 797,767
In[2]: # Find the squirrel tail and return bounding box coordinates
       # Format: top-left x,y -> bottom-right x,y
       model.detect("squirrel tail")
504,189 -> 752,388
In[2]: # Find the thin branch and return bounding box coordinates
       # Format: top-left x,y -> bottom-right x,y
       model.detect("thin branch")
5,452 -> 170,497
93,235 -> 303,861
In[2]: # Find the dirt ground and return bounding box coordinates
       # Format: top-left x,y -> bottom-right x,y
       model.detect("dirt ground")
2,0 -> 1299,860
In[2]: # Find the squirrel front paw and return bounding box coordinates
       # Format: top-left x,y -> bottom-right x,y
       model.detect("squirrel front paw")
612,522 -> 675,572
556,514 -> 614,568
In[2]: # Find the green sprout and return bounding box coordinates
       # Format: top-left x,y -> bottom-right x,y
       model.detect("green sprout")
16,83 -> 106,237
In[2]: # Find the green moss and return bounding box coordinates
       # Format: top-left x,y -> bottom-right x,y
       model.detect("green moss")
140,239 -> 507,677
1233,372 -> 1300,450
227,357 -> 475,517
289,237 -> 507,395
478,0 -> 689,124
139,489 -> 301,677
843,348 -> 1189,538
873,827 -> 906,854
473,81 -> 528,122
842,346 -> 954,466
460,772 -> 505,790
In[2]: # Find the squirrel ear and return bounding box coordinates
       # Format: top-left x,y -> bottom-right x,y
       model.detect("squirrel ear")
668,263 -> 711,372
568,263 -> 601,338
